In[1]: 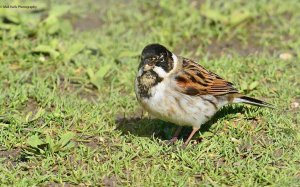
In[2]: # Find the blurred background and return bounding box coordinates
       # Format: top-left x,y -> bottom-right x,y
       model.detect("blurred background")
1,0 -> 299,94
0,0 -> 299,186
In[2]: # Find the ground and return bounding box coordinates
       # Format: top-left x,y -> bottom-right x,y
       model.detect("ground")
0,0 -> 300,186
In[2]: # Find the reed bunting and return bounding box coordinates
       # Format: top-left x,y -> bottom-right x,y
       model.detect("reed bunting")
135,43 -> 273,146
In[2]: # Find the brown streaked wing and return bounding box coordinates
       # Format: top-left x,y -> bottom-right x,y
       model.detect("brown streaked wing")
174,58 -> 238,96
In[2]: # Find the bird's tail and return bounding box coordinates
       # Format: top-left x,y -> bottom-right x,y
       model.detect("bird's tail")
233,95 -> 274,109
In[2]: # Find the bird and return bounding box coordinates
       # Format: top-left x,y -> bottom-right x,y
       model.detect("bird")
134,43 -> 274,146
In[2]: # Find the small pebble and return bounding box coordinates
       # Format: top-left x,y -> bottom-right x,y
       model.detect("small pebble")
279,52 -> 293,60
39,56 -> 46,62
291,102 -> 299,109
98,137 -> 105,142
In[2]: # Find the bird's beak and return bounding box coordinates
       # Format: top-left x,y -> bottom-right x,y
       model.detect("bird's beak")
143,64 -> 153,71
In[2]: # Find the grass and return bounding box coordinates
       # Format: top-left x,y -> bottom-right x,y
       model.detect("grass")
0,0 -> 300,186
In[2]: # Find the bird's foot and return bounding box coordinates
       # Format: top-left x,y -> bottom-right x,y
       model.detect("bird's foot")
164,137 -> 178,145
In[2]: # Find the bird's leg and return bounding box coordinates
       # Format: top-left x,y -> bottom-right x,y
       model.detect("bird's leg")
169,126 -> 183,143
183,127 -> 200,147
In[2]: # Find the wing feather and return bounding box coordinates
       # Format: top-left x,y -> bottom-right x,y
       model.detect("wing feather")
174,58 -> 238,96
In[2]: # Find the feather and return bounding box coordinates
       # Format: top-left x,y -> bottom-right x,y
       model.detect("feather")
174,57 -> 238,96
233,96 -> 275,108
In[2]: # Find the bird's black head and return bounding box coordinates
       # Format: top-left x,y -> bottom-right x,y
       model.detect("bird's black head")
139,43 -> 174,73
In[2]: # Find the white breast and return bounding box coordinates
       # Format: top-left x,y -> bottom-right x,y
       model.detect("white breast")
139,79 -> 220,128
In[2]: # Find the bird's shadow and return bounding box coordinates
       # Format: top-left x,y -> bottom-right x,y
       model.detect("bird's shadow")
116,105 -> 249,141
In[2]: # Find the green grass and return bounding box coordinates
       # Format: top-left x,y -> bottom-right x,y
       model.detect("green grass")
0,0 -> 300,186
